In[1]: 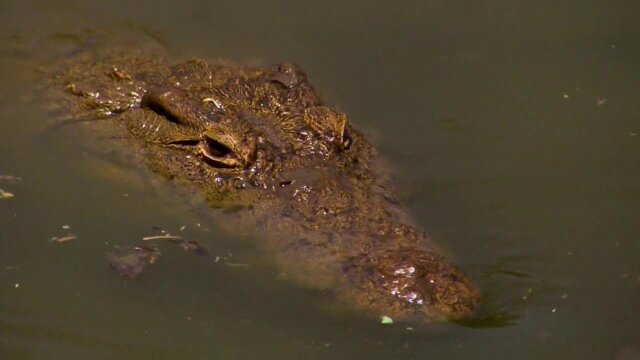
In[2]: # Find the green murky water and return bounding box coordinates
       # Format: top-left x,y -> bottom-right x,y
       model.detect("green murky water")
1,1 -> 639,359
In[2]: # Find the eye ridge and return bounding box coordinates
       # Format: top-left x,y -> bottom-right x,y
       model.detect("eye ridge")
166,139 -> 200,146
141,92 -> 184,125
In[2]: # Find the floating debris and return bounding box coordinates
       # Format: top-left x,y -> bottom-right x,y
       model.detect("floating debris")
596,98 -> 607,106
50,234 -> 77,243
142,234 -> 183,241
380,315 -> 394,324
213,253 -> 247,266
224,262 -> 250,267
62,225 -> 71,230
0,175 -> 22,184
0,189 -> 14,199
142,233 -> 207,255
106,246 -> 161,279
14,283 -> 19,289
179,225 -> 186,231
177,240 -> 208,255
108,228 -> 209,279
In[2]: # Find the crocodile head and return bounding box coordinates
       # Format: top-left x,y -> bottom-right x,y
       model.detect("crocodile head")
53,49 -> 479,323
89,60 -> 364,206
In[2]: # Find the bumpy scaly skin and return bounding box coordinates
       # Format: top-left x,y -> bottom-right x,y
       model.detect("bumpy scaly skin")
50,47 -> 479,322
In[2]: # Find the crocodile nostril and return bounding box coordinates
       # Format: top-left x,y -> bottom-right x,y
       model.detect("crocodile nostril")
342,130 -> 353,150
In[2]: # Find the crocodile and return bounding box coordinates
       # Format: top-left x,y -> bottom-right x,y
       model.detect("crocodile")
49,43 -> 479,322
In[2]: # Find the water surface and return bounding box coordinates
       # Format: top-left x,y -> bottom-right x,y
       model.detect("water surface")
1,1 -> 639,359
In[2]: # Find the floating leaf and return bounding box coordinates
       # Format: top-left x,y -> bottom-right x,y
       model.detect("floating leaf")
380,316 -> 393,324
178,240 -> 208,255
106,246 -> 161,279
0,189 -> 14,199
49,235 -> 77,243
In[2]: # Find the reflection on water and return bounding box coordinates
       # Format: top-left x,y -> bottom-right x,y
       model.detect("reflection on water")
1,1 -> 640,359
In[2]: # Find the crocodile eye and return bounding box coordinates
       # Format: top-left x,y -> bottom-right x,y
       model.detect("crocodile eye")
198,122 -> 257,169
199,136 -> 244,168
204,138 -> 231,157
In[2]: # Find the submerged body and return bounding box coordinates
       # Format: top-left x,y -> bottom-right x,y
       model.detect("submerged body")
50,44 -> 479,322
